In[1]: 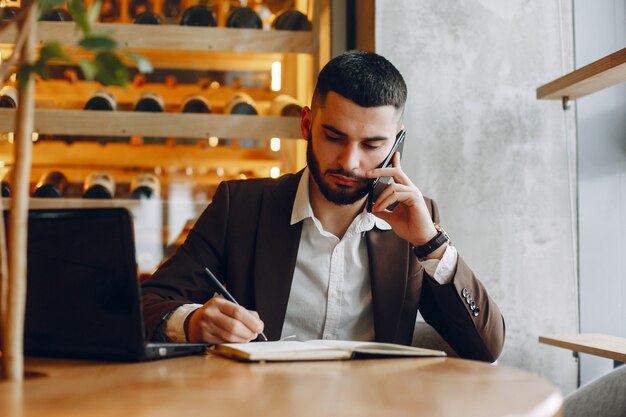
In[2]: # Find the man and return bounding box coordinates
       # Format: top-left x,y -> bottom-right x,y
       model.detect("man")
142,50 -> 505,362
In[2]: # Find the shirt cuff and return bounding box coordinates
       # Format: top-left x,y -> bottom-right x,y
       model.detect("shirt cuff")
165,303 -> 203,343
418,244 -> 458,285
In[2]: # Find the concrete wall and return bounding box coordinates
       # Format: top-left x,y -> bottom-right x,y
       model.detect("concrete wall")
575,0 -> 626,385
376,0 -> 578,394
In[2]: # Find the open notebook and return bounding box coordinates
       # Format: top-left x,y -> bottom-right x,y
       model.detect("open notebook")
212,340 -> 447,362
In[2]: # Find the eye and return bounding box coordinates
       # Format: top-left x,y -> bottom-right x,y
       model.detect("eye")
362,142 -> 382,150
325,134 -> 343,143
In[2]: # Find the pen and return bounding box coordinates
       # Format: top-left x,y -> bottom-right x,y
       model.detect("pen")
203,267 -> 269,342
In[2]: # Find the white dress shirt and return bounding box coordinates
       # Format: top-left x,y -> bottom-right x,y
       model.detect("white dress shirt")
164,169 -> 458,342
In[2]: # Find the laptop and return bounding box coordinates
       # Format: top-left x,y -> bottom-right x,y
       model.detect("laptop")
6,207 -> 206,361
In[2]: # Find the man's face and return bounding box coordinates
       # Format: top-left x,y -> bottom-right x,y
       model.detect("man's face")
302,91 -> 402,206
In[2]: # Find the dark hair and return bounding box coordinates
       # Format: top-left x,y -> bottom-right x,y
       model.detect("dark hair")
312,50 -> 407,111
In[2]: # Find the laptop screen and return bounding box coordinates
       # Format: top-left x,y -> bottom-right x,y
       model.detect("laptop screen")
6,207 -> 146,359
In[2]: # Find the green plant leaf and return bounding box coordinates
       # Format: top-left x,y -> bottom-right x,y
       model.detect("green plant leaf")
126,52 -> 154,74
95,52 -> 129,86
66,0 -> 90,35
39,42 -> 69,62
79,35 -> 118,51
16,64 -> 34,90
79,58 -> 98,81
87,0 -> 103,25
33,61 -> 50,80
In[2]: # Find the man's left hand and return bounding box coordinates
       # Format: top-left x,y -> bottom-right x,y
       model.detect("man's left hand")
365,152 -> 444,257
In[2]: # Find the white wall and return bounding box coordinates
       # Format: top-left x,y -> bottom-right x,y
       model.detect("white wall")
576,0 -> 626,385
376,0 -> 578,394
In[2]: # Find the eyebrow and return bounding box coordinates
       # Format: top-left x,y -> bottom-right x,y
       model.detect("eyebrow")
321,124 -> 390,142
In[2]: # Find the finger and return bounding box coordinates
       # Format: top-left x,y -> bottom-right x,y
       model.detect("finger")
218,300 -> 264,334
372,183 -> 414,210
211,310 -> 260,341
373,189 -> 418,212
207,321 -> 253,344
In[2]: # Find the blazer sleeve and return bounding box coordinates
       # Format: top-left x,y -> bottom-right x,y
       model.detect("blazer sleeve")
418,199 -> 505,362
141,181 -> 232,340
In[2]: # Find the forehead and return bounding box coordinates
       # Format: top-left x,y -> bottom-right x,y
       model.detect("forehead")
314,92 -> 401,135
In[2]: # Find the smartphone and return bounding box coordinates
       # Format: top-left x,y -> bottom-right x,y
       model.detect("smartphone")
367,129 -> 406,212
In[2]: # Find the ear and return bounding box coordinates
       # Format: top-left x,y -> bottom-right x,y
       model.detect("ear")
301,106 -> 312,141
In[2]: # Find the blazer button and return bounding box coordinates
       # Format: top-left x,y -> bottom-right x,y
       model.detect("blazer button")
472,308 -> 480,317
462,288 -> 469,298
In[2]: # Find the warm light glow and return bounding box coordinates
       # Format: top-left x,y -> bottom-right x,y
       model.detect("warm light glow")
0,161 -> 5,168
270,166 -> 280,178
208,136 -> 219,147
7,132 -> 14,144
270,137 -> 281,152
10,73 -> 16,82
216,167 -> 225,177
271,61 -> 282,92
210,81 -> 220,89
31,132 -> 39,142
0,50 -> 3,65
185,166 -> 193,176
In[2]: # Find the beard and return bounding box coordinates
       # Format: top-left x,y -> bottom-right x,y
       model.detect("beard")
306,137 -> 371,205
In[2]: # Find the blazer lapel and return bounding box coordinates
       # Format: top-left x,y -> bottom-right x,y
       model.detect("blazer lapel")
367,229 -> 410,343
253,172 -> 303,341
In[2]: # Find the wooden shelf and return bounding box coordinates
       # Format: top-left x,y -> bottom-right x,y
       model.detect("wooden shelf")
0,21 -> 313,54
0,141 -> 283,171
0,109 -> 302,139
537,47 -> 626,100
539,333 -> 626,363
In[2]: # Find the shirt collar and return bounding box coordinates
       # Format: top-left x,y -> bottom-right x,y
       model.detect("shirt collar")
290,168 -> 392,231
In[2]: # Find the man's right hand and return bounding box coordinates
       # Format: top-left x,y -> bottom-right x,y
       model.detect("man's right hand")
187,297 -> 264,344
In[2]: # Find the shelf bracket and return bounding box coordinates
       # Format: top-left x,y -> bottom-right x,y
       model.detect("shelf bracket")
562,96 -> 571,111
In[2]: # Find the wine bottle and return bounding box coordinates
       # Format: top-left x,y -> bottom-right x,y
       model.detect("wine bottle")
1,169 -> 12,197
99,0 -> 120,23
130,173 -> 160,199
134,92 -> 164,112
269,94 -> 302,116
83,171 -> 116,199
133,11 -> 162,24
84,90 -> 117,111
180,5 -> 217,27
226,7 -> 262,29
272,10 -> 311,31
224,92 -> 258,115
1,6 -> 20,21
40,8 -> 73,22
32,171 -> 68,198
0,85 -> 18,108
224,93 -> 258,147
181,95 -> 212,114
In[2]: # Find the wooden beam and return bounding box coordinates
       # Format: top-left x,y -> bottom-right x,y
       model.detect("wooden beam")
0,22 -> 313,54
0,109 -> 303,139
537,47 -> 626,100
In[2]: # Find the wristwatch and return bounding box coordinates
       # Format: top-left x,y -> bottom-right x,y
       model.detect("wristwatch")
413,223 -> 450,259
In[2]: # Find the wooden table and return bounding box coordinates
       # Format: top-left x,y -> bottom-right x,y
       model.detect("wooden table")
539,333 -> 626,367
0,355 -> 562,417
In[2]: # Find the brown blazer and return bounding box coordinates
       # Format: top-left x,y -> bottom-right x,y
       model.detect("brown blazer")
142,170 -> 505,362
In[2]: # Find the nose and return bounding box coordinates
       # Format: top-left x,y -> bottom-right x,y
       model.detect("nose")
337,143 -> 360,172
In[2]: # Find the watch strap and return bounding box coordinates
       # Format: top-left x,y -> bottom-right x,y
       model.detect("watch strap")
413,225 -> 450,259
